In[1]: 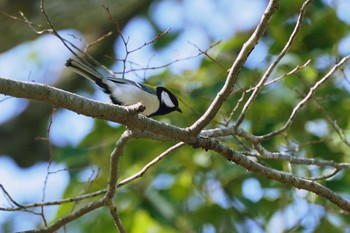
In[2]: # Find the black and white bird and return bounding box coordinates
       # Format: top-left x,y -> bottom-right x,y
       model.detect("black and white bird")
65,59 -> 182,117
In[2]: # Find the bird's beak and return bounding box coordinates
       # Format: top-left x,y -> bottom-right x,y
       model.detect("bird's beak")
176,106 -> 182,113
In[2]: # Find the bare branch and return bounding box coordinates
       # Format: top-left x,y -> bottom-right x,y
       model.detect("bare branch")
118,142 -> 185,186
37,106 -> 56,226
224,90 -> 246,126
187,0 -> 280,134
2,1 -> 350,226
194,136 -> 350,212
245,59 -> 312,93
188,40 -> 226,70
293,75 -> 350,149
103,6 -> 171,80
0,142 -> 184,213
0,184 -> 26,210
105,40 -> 221,79
20,199 -> 105,233
259,55 -> 350,141
0,190 -> 106,211
1,11 -> 50,35
85,31 -> 114,50
103,130 -> 133,233
0,78 -> 191,141
313,100 -> 350,148
303,168 -> 341,181
243,149 -> 350,170
128,28 -> 172,54
40,0 -> 78,58
108,205 -> 125,233
2,75 -> 350,213
234,0 -> 312,128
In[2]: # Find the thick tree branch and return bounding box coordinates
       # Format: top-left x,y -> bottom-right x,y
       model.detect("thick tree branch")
194,136 -> 350,212
243,150 -> 350,170
105,130 -> 133,199
0,77 -> 190,142
3,0 -> 348,232
2,75 -> 350,214
104,130 -> 133,233
2,0 -> 350,220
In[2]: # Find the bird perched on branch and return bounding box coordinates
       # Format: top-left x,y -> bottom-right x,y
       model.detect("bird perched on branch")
65,59 -> 182,117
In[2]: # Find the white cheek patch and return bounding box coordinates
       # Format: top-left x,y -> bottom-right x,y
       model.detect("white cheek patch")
161,91 -> 175,108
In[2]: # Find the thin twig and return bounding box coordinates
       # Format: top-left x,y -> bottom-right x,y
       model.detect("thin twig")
2,76 -> 350,213
1,11 -> 51,35
234,0 -> 312,128
109,16 -> 170,71
188,0 -> 280,134
118,142 -> 185,186
0,96 -> 11,103
245,59 -> 312,93
129,28 -> 172,54
258,55 -> 350,141
313,100 -> 350,148
105,40 -> 221,78
40,0 -> 77,58
0,190 -> 106,211
0,184 -> 26,210
188,40 -> 225,70
224,90 -> 246,126
302,168 -> 340,181
85,31 -> 114,51
294,75 -> 350,148
242,150 -> 350,170
20,199 -> 105,233
38,106 -> 56,226
0,142 -> 184,212
193,136 -> 350,212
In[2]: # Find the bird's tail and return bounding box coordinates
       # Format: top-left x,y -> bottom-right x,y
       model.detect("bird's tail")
65,59 -> 105,83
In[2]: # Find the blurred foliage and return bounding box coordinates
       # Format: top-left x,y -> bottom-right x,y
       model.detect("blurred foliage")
1,0 -> 350,232
0,0 -> 153,167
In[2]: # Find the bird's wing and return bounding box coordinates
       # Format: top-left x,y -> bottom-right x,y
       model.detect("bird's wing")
66,59 -> 157,95
106,77 -> 157,95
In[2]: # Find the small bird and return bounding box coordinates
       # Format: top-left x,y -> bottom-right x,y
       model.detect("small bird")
65,59 -> 182,117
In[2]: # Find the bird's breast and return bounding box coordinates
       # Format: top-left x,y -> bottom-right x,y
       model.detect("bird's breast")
108,82 -> 159,116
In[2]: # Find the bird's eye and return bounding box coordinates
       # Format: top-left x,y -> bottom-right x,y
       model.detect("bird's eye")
161,91 -> 175,108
